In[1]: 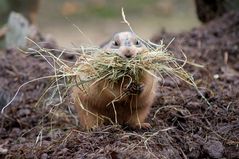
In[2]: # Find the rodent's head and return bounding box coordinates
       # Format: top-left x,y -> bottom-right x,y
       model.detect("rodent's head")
102,32 -> 146,59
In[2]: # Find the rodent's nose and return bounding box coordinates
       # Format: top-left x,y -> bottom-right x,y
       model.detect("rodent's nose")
123,48 -> 135,59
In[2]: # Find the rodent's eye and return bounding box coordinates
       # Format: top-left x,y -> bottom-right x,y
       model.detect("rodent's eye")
135,40 -> 141,46
112,41 -> 120,46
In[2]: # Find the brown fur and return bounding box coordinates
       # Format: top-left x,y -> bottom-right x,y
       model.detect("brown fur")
72,71 -> 157,130
72,32 -> 158,130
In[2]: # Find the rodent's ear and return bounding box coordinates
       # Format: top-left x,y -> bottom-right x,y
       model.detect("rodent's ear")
100,32 -> 119,48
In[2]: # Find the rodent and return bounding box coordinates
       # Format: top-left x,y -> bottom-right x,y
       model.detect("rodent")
72,31 -> 158,130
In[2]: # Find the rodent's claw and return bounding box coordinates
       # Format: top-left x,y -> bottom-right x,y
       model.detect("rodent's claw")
137,84 -> 144,93
125,82 -> 144,95
134,122 -> 152,129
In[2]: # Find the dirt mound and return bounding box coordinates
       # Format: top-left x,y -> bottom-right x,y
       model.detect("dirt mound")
1,11 -> 239,159
151,11 -> 239,158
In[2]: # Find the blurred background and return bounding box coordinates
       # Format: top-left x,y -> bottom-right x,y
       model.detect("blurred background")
1,0 -> 238,48
37,0 -> 199,47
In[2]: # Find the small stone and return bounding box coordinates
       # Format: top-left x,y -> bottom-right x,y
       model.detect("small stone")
41,153 -> 48,159
0,147 -> 8,154
17,108 -> 31,117
213,74 -> 219,79
9,128 -> 21,138
203,140 -> 224,158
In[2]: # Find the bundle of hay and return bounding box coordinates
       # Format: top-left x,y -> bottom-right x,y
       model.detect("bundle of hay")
60,42 -> 194,92
14,37 -> 206,108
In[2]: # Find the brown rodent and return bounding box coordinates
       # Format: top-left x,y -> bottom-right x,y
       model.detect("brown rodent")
72,32 -> 158,130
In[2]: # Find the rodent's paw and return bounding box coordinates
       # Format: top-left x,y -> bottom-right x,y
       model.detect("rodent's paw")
125,82 -> 144,95
135,123 -> 152,129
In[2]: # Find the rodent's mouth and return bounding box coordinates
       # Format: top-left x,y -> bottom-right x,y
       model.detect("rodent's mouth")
119,54 -> 136,59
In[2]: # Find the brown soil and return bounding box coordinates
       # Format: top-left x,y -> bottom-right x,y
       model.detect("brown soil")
0,11 -> 239,159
